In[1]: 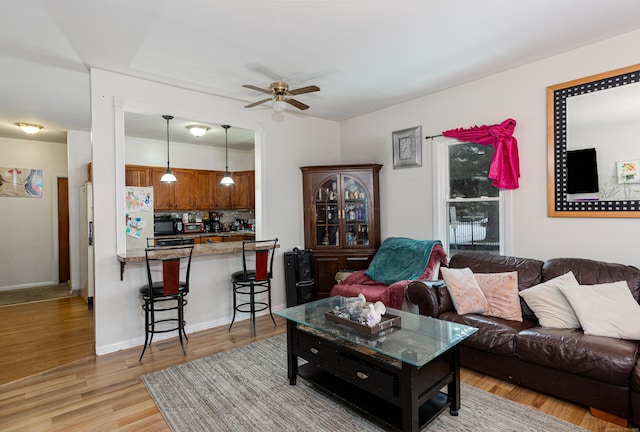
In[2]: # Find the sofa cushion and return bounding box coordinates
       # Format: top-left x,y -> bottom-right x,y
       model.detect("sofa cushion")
559,281 -> 640,340
517,328 -> 639,386
518,271 -> 581,329
542,257 -> 640,302
441,267 -> 489,314
474,271 -> 522,322
440,311 -> 535,356
448,253 -> 544,321
632,361 -> 640,392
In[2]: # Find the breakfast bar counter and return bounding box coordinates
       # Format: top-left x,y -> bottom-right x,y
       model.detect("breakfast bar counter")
117,240 -> 275,280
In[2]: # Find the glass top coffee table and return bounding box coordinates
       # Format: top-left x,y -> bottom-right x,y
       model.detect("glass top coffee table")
275,296 -> 477,432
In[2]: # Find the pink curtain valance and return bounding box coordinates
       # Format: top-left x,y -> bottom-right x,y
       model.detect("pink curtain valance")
442,118 -> 520,190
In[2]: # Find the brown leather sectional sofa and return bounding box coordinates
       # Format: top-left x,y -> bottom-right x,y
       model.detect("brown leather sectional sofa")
406,252 -> 640,426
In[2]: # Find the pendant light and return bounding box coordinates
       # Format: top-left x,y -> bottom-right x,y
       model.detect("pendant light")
220,125 -> 234,186
160,115 -> 177,183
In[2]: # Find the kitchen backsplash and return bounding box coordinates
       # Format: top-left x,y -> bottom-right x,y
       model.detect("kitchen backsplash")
156,210 -> 254,226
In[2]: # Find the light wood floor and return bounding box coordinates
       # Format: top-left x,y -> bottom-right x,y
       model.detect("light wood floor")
0,297 -> 633,431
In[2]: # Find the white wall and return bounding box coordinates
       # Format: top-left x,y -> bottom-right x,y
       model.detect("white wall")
0,138 -> 68,290
340,29 -> 640,268
90,69 -> 340,354
126,136 -> 255,171
67,130 -> 92,294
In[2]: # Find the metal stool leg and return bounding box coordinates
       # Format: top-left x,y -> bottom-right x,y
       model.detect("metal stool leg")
177,295 -> 186,356
267,281 -> 276,327
139,299 -> 150,361
228,284 -> 238,331
250,282 -> 256,336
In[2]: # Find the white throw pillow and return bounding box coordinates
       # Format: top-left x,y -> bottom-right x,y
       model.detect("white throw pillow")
518,271 -> 581,328
559,281 -> 640,339
441,267 -> 489,315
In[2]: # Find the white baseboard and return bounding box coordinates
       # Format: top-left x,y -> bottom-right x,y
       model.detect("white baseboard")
95,303 -> 287,356
0,281 -> 57,292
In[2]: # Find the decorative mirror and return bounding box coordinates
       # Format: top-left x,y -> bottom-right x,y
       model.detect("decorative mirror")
548,64 -> 640,217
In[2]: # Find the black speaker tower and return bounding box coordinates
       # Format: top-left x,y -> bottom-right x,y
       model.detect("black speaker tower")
284,249 -> 315,307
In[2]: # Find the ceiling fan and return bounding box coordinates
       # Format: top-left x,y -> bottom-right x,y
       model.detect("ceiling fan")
243,81 -> 320,111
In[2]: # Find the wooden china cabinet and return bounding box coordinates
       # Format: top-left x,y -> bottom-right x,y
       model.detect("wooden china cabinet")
301,164 -> 382,298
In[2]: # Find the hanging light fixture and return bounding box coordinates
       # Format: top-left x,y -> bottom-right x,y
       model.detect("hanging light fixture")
220,125 -> 234,186
160,115 -> 177,183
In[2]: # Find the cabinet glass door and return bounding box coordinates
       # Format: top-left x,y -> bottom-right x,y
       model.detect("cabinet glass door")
343,176 -> 369,246
314,177 -> 339,247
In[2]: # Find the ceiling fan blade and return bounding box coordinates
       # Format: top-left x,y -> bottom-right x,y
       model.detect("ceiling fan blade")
242,84 -> 271,95
244,98 -> 272,109
246,62 -> 285,82
285,98 -> 310,110
288,85 -> 320,95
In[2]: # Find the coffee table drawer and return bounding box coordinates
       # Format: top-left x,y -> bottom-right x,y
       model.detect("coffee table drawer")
338,354 -> 397,398
296,332 -> 339,367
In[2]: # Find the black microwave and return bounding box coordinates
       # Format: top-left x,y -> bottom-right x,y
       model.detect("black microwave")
154,217 -> 176,236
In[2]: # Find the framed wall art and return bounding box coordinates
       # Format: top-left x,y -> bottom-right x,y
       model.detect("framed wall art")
0,167 -> 43,198
392,126 -> 422,169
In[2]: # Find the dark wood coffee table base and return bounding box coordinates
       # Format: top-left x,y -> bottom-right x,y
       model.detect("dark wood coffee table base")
286,321 -> 461,432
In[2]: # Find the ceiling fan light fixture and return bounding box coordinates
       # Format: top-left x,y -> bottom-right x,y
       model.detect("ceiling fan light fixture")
187,125 -> 209,137
18,123 -> 43,134
273,100 -> 287,112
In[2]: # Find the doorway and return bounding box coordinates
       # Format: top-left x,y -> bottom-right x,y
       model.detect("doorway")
58,177 -> 70,283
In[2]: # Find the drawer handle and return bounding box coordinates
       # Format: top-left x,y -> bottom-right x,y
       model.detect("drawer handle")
356,371 -> 368,380
309,347 -> 319,354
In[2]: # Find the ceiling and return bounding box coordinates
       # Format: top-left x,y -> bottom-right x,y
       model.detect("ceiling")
1,1 -> 640,146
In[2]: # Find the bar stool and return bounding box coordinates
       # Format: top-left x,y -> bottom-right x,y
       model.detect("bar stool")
229,238 -> 278,335
139,244 -> 193,361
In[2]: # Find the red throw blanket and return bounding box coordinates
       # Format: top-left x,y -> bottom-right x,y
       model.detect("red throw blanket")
330,243 -> 448,309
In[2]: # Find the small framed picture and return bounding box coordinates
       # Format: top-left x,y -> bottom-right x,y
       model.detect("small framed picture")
392,126 -> 422,169
617,160 -> 640,184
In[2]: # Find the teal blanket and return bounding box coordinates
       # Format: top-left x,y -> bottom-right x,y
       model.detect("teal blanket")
364,237 -> 442,285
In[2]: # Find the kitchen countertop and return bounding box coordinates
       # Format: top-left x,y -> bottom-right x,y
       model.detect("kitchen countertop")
117,235 -> 271,280
118,241 -> 250,263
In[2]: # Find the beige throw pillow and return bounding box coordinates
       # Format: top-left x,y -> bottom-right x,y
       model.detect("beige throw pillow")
441,267 -> 488,315
559,281 -> 640,339
518,271 -> 581,328
474,271 -> 522,322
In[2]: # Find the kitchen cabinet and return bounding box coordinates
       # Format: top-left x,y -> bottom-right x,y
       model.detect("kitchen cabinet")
228,234 -> 255,241
195,170 -> 216,210
301,164 -> 382,298
230,170 -> 254,209
151,167 -> 173,210
212,170 -> 255,210
127,165 -> 254,211
213,171 -> 231,209
173,169 -> 197,210
150,167 -> 196,210
125,165 -> 151,187
196,235 -> 226,244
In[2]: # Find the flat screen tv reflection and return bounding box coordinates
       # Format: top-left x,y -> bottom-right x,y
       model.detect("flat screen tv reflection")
567,148 -> 599,195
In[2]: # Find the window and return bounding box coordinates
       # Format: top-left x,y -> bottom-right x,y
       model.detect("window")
432,137 -> 511,255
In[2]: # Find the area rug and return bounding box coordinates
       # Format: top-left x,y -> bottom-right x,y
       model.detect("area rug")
142,335 -> 587,432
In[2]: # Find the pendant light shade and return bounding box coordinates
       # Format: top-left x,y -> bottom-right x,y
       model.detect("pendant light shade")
220,125 -> 234,186
161,115 -> 177,183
